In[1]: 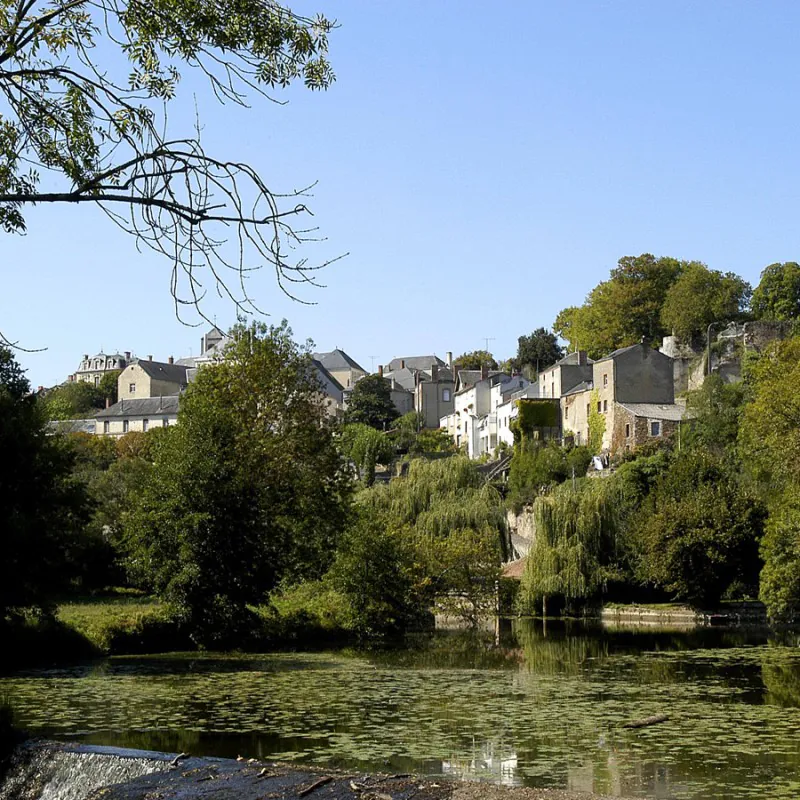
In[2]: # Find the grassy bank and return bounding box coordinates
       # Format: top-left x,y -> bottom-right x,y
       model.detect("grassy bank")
2,586 -> 356,670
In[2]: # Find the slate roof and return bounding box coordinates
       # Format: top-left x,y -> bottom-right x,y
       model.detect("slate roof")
96,396 -> 180,418
563,380 -> 594,397
312,359 -> 344,400
544,351 -> 595,370
455,369 -> 506,393
47,418 -> 97,434
388,355 -> 445,372
383,366 -> 418,392
595,343 -> 644,362
136,360 -> 189,384
617,402 -> 690,421
313,349 -> 366,374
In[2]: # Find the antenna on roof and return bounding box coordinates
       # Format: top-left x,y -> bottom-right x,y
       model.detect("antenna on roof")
369,355 -> 376,371
482,336 -> 495,351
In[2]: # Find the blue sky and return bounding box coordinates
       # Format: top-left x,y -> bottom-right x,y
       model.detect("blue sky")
4,1 -> 800,386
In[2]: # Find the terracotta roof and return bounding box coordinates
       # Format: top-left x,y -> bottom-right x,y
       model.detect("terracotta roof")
502,558 -> 527,580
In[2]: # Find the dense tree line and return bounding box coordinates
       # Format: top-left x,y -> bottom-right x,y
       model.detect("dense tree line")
553,255 -> 798,358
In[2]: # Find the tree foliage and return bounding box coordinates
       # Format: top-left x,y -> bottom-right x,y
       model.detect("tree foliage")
511,328 -> 563,375
759,491 -> 800,621
751,262 -> 800,321
0,0 -> 338,342
520,480 -> 628,612
340,456 -> 505,628
340,423 -> 393,486
44,380 -> 104,419
122,321 -> 350,644
0,347 -> 88,621
738,337 -> 800,496
631,449 -> 764,607
452,350 -> 498,372
660,262 -> 751,341
553,254 -> 684,357
344,374 -> 398,430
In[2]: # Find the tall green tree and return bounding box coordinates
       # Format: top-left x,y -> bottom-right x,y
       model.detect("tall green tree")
452,350 -> 498,372
340,423 -> 393,486
44,380 -> 104,419
98,370 -> 122,405
512,328 -> 563,375
345,374 -> 398,430
123,321 -> 350,644
631,449 -> 764,607
660,262 -> 751,341
0,347 -> 88,621
554,254 -> 684,357
751,262 -> 800,321
0,0 -> 337,343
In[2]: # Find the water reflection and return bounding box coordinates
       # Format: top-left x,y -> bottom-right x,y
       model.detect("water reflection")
3,619 -> 800,799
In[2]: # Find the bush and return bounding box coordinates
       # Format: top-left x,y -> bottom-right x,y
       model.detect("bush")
631,450 -> 765,607
759,493 -> 800,621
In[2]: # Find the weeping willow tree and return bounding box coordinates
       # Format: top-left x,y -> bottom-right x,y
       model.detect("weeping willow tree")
350,456 -> 506,624
520,479 -> 627,615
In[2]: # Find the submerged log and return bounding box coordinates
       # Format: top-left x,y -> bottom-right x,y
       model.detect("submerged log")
622,714 -> 669,729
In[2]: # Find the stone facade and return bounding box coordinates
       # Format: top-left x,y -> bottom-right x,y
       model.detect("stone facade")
611,403 -> 687,454
118,359 -> 188,401
72,352 -> 131,386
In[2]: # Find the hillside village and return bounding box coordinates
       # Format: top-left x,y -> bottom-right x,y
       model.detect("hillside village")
55,318 -> 789,461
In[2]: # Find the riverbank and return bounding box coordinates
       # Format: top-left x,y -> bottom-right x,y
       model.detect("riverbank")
1,741 -> 613,800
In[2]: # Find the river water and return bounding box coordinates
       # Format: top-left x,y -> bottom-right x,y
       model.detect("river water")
2,619 -> 800,799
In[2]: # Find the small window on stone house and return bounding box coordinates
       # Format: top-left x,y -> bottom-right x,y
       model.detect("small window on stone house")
143,418 -> 149,432
103,421 -> 109,434
586,403 -> 590,418
564,406 -> 569,420
162,418 -> 169,427
123,420 -> 129,433
129,383 -> 136,394
603,400 -> 608,413
443,389 -> 451,402
650,421 -> 661,437
94,376 -> 99,387
603,373 -> 608,387
597,401 -> 602,413
625,423 -> 630,438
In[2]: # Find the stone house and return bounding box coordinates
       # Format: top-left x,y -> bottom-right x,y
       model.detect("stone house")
71,351 -> 132,386
414,362 -> 456,429
537,351 -> 593,399
611,402 -> 689,453
118,357 -> 188,401
562,343 -> 678,453
312,349 -> 367,390
311,359 -> 346,419
94,396 -> 180,437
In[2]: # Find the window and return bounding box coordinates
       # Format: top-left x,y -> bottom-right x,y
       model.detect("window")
651,421 -> 661,437
122,420 -> 129,433
129,383 -> 136,394
625,423 -> 630,438
564,406 -> 569,420
94,376 -> 99,387
103,420 -> 109,434
162,418 -> 169,427
603,400 -> 608,413
603,373 -> 608,387
463,421 -> 468,433
597,401 -> 602,413
442,388 -> 451,402
143,418 -> 149,432
586,403 -> 590,418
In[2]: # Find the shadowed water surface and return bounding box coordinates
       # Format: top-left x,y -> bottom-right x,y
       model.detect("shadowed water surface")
3,619 -> 800,799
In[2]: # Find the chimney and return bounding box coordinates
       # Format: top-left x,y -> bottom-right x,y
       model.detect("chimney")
378,365 -> 384,377
148,354 -> 153,361
431,364 -> 438,381
83,354 -> 88,361
446,351 -> 453,367
105,397 -> 111,409
578,350 -> 587,366
168,355 -> 174,365
400,359 -> 405,369
481,363 -> 489,381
